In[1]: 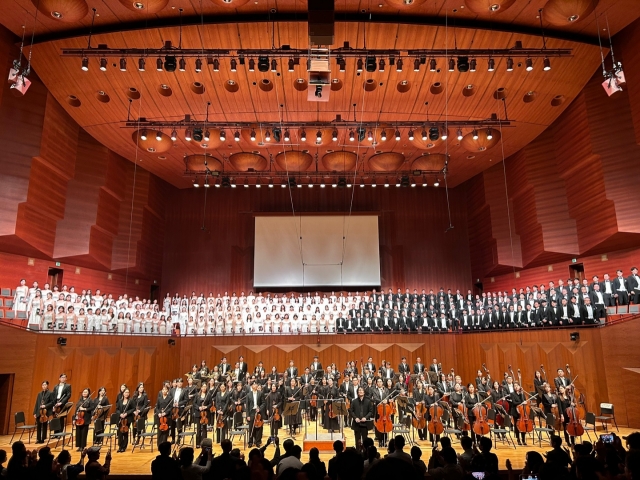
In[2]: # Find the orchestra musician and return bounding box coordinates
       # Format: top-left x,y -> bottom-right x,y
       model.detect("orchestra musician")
509,383 -> 528,446
554,369 -> 571,390
556,385 -> 575,446
412,380 -> 427,441
73,388 -> 93,451
310,356 -> 323,374
371,378 -> 389,447
214,383 -> 231,443
193,383 -> 210,447
324,377 -> 340,433
246,381 -> 264,448
115,387 -> 135,452
92,387 -> 110,445
33,381 -> 54,444
285,378 -> 301,436
53,374 -> 72,433
464,384 -> 481,444
170,378 -> 188,444
413,357 -> 425,375
231,382 -> 245,428
131,383 -> 149,445
155,382 -> 172,446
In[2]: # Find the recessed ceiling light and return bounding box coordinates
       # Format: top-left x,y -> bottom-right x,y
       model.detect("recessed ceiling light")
568,14 -> 579,22
160,84 -> 169,89
147,147 -> 155,152
489,4 -> 499,11
133,2 -> 145,9
51,11 -> 63,18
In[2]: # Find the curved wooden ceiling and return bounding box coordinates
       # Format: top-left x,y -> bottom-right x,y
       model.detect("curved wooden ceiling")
6,0 -> 634,188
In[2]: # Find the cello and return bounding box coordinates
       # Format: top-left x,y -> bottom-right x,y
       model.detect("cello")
565,386 -> 584,437
516,391 -> 536,434
375,391 -> 395,435
412,401 -> 427,430
566,364 -> 586,419
457,401 -> 471,432
472,398 -> 491,437
427,403 -> 444,436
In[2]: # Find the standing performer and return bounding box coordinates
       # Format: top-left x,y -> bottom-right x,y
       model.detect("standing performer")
155,383 -> 172,446
509,383 -> 528,446
214,383 -> 231,443
266,383 -> 283,439
131,383 -> 149,445
349,386 -> 373,452
73,388 -> 93,451
116,388 -> 135,452
412,380 -> 427,441
284,378 -> 301,436
246,382 -> 264,448
170,378 -> 188,444
231,382 -> 245,428
33,381 -> 53,444
92,387 -> 110,445
193,383 -> 210,447
53,374 -> 72,433
371,378 -> 389,447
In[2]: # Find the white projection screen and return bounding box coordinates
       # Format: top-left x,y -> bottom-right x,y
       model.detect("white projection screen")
254,215 -> 381,288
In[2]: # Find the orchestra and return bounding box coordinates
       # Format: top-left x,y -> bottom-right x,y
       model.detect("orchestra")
29,354 -> 595,454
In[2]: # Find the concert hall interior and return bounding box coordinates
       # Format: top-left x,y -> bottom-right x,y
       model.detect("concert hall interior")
1,0 -> 640,479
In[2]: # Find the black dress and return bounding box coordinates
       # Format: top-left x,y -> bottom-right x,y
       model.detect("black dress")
92,395 -> 110,444
284,386 -> 302,433
265,391 -> 284,436
115,398 -> 135,451
324,386 -> 340,432
74,396 -> 94,449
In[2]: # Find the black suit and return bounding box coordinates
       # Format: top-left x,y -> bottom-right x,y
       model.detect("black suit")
169,388 -> 188,442
52,383 -> 72,432
155,391 -> 173,445
397,363 -> 410,376
580,304 -> 597,325
33,389 -> 54,442
601,280 -> 616,306
116,398 -> 135,450
348,396 -> 373,446
589,291 -> 606,320
246,390 -> 264,445
286,367 -> 299,379
628,275 -> 640,304
613,277 -> 629,305
554,376 -> 570,391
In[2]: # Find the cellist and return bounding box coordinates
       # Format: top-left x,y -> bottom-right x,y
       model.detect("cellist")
556,385 -> 575,446
464,384 -> 481,444
412,380 -> 427,441
372,378 -> 390,447
193,383 -> 210,447
425,385 -> 441,447
509,382 -> 528,445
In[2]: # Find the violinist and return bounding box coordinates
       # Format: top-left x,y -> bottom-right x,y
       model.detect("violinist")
464,384 -> 481,443
509,382 -> 528,445
170,378 -> 188,444
185,376 -> 198,420
541,384 -> 557,416
349,386 -> 373,451
193,383 -> 210,447
131,383 -> 149,445
265,383 -> 283,439
74,388 -> 93,451
285,378 -> 301,436
53,373 -> 72,433
155,383 -> 172,446
325,377 -> 340,433
556,385 -> 575,446
116,387 -> 135,452
214,383 -> 231,443
246,381 -> 264,448
412,380 -> 427,441
231,382 -> 245,428
116,383 -> 127,404
425,385 -> 441,446
92,387 -> 110,445
306,379 -> 319,422
449,383 -> 465,430
33,381 -> 53,444
371,378 -> 389,447
533,371 -> 545,398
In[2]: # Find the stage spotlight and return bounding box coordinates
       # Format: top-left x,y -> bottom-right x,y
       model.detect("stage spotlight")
268,178 -> 274,188
421,129 -> 428,141
230,58 -> 237,72
271,59 -> 277,72
168,339 -> 176,346
164,55 -> 177,72
185,129 -> 192,141
213,59 -> 220,72
365,56 -> 377,73
414,58 -> 421,72
434,178 -> 440,187
378,59 -> 385,72
193,128 -> 203,142
219,130 -> 226,142
193,178 -> 200,188
472,129 -> 479,140
284,130 -> 291,142
258,56 -> 269,72
457,129 -> 463,141
570,332 -> 580,342
384,178 -> 390,187
204,176 -> 210,188
469,58 -> 476,72
367,130 -> 373,141
119,58 -> 127,71
288,58 -> 294,72
156,130 -> 162,141
255,178 -> 261,188
156,57 -> 163,72
526,57 -> 533,71
81,57 -> 89,71
448,58 -> 455,72
349,129 -> 355,141
140,129 -> 148,141
99,57 -> 108,71
360,178 -> 365,188
428,126 -> 439,141
486,129 -> 493,140
332,129 -> 338,141
457,56 -> 469,72
401,176 -> 410,187
138,58 -> 146,72
440,129 -> 447,140
543,57 -> 551,71
57,337 -> 67,346
244,179 -> 250,188
300,129 -> 306,141
265,130 -> 271,142
248,58 -> 255,72
272,128 -> 281,142
506,57 -> 514,72
429,58 -> 437,72
320,179 -> 326,188
195,58 -> 202,73
357,58 -> 363,72
250,130 -> 256,141
316,130 -> 322,142
408,130 -> 414,141
179,58 -> 186,72
234,131 -> 240,142
396,58 -> 403,72
395,130 -> 401,141
204,130 -> 210,142
338,57 -> 346,72
488,58 -> 495,72
380,130 -> 387,141
170,129 -> 177,141
282,178 -> 288,188
308,179 -> 314,188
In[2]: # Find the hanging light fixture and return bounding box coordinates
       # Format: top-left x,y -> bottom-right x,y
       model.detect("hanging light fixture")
440,129 -> 448,140
357,58 -> 363,72
179,58 -> 186,72
284,130 -> 290,142
271,59 -> 277,72
156,130 -> 162,141
316,130 -> 322,142
526,57 -> 533,71
543,57 -> 551,71
185,129 -> 192,141
396,58 -> 403,72
170,129 -> 177,141
421,129 -> 428,141
414,58 -> 421,72
99,58 -> 108,71
213,59 -> 220,72
486,129 -> 493,140
408,130 -> 414,141
204,176 -> 210,188
234,131 -> 240,142
265,130 -> 271,142
219,130 -> 226,142
506,57 -> 514,72
488,58 -> 495,72
156,57 -> 163,72
81,57 -> 89,71
193,177 -> 200,188
138,58 -> 146,72
429,58 -> 437,72
250,129 -> 256,141
367,130 -> 374,141
448,58 -> 455,72
332,129 -> 338,142
380,130 -> 387,141
349,129 -> 355,141
119,58 -> 127,71
395,129 -> 401,141
457,129 -> 463,141
140,129 -> 148,141
472,130 -> 479,140
300,129 -> 306,141
230,58 -> 237,72
248,58 -> 255,72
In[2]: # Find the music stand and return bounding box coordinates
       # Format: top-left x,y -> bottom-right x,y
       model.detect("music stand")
283,402 -> 300,437
333,400 -> 348,439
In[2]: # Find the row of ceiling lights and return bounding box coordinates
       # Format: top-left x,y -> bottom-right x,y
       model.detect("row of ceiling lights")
80,54 -> 550,74
140,126 -> 493,143
193,176 -> 441,188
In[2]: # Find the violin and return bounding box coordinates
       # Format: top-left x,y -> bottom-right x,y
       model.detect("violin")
273,405 -> 282,422
216,411 -> 226,428
310,389 -> 318,408
171,405 -> 181,420
199,408 -> 209,425
427,403 -> 444,435
328,402 -> 337,419
39,406 -> 48,424
253,410 -> 264,428
75,393 -> 93,426
159,416 -> 169,431
119,417 -> 129,433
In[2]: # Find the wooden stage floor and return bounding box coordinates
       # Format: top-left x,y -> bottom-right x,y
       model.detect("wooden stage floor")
0,420 -> 631,476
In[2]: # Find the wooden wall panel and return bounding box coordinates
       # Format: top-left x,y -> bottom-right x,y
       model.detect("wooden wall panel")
7,320 -> 640,434
161,186 -> 472,296
618,17 -> 640,145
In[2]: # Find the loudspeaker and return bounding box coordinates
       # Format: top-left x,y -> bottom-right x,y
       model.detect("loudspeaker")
570,332 -> 580,342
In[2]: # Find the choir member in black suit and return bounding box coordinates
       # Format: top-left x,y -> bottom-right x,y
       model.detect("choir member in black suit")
613,270 -> 629,306
33,381 -> 54,443
628,267 -> 640,304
